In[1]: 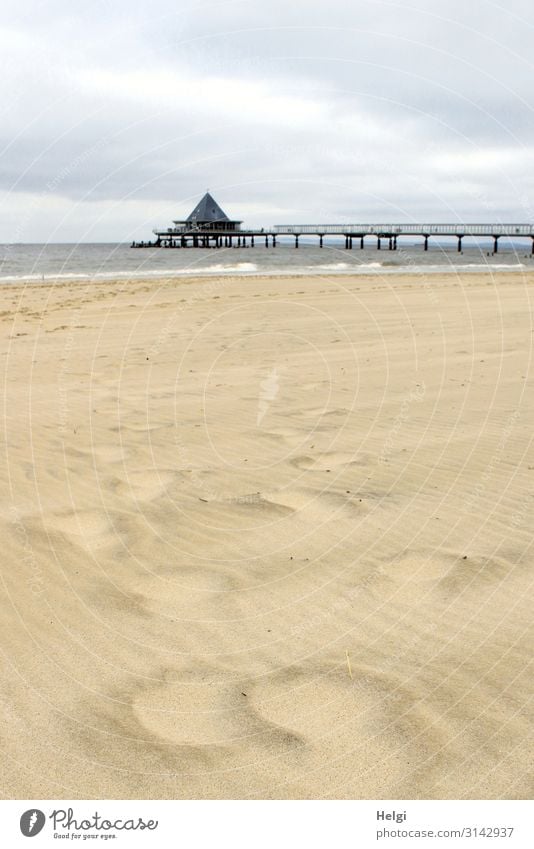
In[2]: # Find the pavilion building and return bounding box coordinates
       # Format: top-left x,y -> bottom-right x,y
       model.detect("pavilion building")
172,192 -> 242,232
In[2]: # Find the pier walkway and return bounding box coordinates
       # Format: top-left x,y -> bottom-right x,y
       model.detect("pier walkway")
132,223 -> 534,253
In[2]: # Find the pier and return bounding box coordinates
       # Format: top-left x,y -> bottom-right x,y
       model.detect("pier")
131,194 -> 534,254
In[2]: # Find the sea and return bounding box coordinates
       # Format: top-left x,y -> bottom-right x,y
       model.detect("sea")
0,240 -> 532,283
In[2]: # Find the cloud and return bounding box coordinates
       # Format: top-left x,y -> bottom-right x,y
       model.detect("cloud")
76,67 -> 327,130
1,0 -> 534,241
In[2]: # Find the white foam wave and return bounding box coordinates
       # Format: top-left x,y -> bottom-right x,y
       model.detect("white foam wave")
0,259 -> 527,283
386,262 -> 527,274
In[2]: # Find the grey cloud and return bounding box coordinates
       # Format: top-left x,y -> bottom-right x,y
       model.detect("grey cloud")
2,0 -> 534,241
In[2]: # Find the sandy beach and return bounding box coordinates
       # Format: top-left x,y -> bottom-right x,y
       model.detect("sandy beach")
0,269 -> 532,800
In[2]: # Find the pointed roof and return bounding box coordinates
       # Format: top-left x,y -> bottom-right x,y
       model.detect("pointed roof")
186,192 -> 230,223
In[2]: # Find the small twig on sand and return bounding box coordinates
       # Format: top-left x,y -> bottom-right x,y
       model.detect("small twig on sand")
345,650 -> 353,679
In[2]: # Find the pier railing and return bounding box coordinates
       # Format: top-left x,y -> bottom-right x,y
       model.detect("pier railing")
153,226 -> 188,235
272,224 -> 534,236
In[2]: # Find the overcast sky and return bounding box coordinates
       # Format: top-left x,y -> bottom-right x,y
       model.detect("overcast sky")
1,0 -> 534,241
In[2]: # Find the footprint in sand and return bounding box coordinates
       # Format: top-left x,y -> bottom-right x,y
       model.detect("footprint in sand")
264,488 -> 368,523
92,445 -> 129,463
268,426 -> 304,438
125,562 -> 238,621
113,469 -> 176,502
131,667 -> 302,752
265,426 -> 314,450
300,407 -> 349,419
384,549 -> 513,595
44,509 -> 109,537
42,509 -> 113,550
247,666 -> 436,796
292,451 -> 363,471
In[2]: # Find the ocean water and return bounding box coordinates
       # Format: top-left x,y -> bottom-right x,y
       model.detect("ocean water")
0,240 -> 532,283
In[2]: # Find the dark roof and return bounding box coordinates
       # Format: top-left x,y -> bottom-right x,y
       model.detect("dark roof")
186,192 -> 230,223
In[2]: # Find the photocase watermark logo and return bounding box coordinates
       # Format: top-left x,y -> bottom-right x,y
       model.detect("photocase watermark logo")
256,367 -> 280,425
20,809 -> 45,837
18,807 -> 159,838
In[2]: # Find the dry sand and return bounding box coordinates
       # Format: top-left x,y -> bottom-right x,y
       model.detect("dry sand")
0,270 -> 532,799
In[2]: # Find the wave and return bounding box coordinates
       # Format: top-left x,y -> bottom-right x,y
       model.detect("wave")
0,260 -> 527,283
306,261 -> 382,271
387,262 -> 527,274
0,263 -> 260,282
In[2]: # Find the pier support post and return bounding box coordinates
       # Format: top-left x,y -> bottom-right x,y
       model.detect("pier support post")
458,236 -> 463,252
424,235 -> 429,251
265,236 -> 269,247
531,237 -> 534,255
394,236 -> 397,250
319,234 -> 323,248
377,237 -> 381,250
273,235 -> 277,247
295,235 -> 299,248
345,236 -> 349,249
388,237 -> 393,250
360,236 -> 364,249
349,236 -> 353,249
493,236 -> 499,254
251,235 -> 254,247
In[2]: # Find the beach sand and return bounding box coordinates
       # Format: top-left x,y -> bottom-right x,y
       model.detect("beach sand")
0,270 -> 532,799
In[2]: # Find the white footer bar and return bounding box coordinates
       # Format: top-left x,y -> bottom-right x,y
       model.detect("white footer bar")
2,800 -> 532,847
